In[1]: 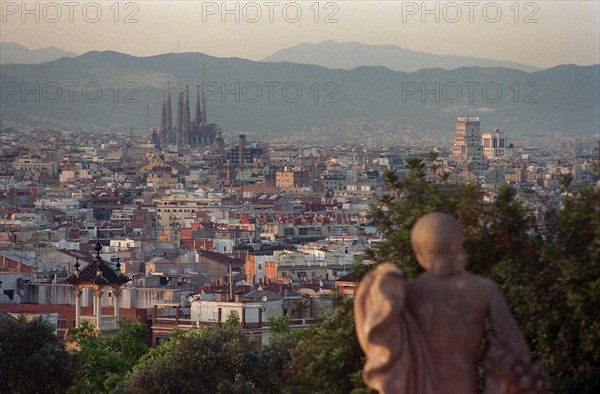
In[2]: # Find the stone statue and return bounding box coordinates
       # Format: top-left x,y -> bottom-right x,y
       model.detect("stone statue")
354,212 -> 549,393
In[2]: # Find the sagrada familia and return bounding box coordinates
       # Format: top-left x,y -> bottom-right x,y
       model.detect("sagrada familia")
151,80 -> 218,149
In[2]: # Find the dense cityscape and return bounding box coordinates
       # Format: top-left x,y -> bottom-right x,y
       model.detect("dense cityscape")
1,109 -> 598,364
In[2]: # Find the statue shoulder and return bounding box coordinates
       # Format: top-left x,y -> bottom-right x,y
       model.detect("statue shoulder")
361,262 -> 407,300
467,272 -> 501,292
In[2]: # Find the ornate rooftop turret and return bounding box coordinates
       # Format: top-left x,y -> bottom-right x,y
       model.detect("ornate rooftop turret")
66,239 -> 130,286
65,236 -> 130,334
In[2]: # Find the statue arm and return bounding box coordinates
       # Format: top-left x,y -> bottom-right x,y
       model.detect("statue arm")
354,263 -> 437,393
484,283 -> 549,393
354,262 -> 406,384
488,283 -> 530,360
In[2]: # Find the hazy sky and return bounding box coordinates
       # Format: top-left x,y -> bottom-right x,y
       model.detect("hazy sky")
1,0 -> 599,68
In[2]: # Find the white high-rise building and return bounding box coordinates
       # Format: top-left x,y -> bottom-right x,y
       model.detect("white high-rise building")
482,129 -> 511,160
452,117 -> 487,172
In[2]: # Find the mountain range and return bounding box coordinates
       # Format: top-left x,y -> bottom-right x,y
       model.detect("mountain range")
0,50 -> 598,138
0,42 -> 78,64
262,41 -> 541,73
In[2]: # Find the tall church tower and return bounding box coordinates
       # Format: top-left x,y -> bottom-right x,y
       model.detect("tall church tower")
183,85 -> 191,146
157,69 -> 217,150
166,82 -> 173,145
176,83 -> 183,149
195,85 -> 202,125
159,89 -> 167,147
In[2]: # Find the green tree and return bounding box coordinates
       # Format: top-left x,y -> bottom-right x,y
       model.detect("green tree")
427,150 -> 440,181
285,298 -> 368,394
266,314 -> 292,335
259,315 -> 303,393
0,314 -> 77,394
294,298 -> 310,319
67,318 -> 148,393
123,324 -> 263,394
559,173 -> 574,192
369,163 -> 488,278
533,186 -> 600,393
225,311 -> 241,327
591,140 -> 600,179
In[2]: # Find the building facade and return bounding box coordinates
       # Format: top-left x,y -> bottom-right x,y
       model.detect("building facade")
452,116 -> 487,172
482,129 -> 511,160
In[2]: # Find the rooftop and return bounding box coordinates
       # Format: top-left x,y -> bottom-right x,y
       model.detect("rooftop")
64,241 -> 130,286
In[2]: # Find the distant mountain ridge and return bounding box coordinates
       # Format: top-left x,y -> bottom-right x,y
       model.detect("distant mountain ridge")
262,41 -> 541,73
0,50 -> 597,137
0,42 -> 77,64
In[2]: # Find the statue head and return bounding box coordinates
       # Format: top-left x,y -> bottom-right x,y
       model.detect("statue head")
410,212 -> 467,276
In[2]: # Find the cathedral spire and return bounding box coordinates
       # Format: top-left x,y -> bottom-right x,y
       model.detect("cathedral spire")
201,64 -> 207,125
183,85 -> 191,146
195,85 -> 202,125
160,88 -> 167,147
166,81 -> 173,145
176,82 -> 183,148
